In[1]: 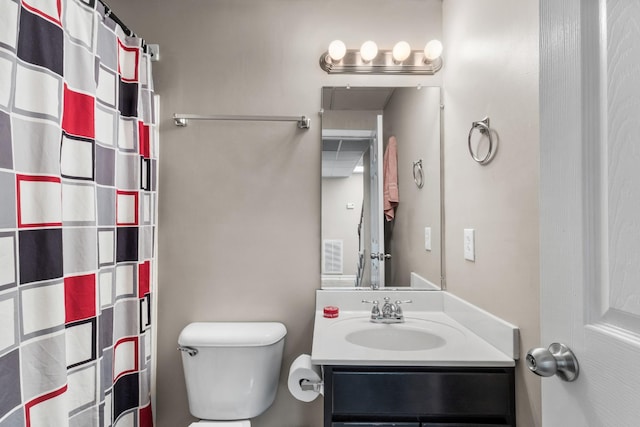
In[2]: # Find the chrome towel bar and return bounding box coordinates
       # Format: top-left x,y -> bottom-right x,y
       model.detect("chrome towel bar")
173,113 -> 311,129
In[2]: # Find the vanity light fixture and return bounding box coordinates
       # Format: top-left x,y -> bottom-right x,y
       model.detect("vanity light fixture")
319,39 -> 443,75
360,40 -> 379,62
424,39 -> 443,61
392,41 -> 412,63
328,40 -> 347,62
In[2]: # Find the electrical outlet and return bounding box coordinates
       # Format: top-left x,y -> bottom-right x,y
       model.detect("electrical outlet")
464,228 -> 475,261
424,227 -> 432,251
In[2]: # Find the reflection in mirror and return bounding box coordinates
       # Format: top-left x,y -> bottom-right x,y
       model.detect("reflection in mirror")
321,87 -> 442,290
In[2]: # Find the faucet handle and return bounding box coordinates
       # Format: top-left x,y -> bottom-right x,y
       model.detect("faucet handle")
394,300 -> 412,317
362,300 -> 381,318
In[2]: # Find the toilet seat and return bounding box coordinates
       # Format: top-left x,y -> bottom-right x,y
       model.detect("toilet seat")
188,421 -> 250,427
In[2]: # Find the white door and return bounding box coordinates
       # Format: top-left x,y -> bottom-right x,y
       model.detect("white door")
540,0 -> 640,425
370,114 -> 385,288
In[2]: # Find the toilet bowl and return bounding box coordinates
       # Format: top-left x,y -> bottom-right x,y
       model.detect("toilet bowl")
178,322 -> 287,426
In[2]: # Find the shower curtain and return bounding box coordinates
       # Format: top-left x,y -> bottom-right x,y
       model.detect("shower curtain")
0,1 -> 156,426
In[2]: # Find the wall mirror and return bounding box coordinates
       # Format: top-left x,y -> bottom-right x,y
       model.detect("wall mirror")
321,86 -> 443,290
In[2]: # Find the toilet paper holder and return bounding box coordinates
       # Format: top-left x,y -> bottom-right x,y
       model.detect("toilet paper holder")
299,379 -> 324,393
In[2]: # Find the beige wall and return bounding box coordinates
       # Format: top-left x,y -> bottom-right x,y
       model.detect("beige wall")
107,1 -> 443,426
322,110 -> 378,131
321,175 -> 363,276
442,1 -> 541,426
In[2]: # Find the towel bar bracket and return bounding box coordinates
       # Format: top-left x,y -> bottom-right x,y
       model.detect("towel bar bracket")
298,116 -> 311,129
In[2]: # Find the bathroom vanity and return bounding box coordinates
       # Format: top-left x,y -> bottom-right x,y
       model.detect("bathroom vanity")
311,290 -> 519,427
324,365 -> 515,426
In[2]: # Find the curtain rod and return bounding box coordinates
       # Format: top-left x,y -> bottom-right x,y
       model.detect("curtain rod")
100,0 -> 135,37
99,1 -> 158,60
172,114 -> 311,130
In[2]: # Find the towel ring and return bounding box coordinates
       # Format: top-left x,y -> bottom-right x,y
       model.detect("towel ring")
468,117 -> 493,165
412,159 -> 424,189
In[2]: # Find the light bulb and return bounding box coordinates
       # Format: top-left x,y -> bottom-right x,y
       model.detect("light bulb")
328,40 -> 346,62
360,40 -> 378,62
424,39 -> 443,61
392,41 -> 411,63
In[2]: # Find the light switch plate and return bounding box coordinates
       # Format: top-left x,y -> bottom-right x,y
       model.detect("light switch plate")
464,228 -> 475,261
424,227 -> 432,251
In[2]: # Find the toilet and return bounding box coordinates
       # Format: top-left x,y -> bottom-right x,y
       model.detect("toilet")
178,322 -> 287,427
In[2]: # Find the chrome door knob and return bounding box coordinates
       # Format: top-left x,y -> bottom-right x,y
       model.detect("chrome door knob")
526,342 -> 579,382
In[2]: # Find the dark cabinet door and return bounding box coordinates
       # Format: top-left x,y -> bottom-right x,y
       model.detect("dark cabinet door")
333,423 -> 419,427
421,424 -> 510,427
324,366 -> 515,427
331,370 -> 512,418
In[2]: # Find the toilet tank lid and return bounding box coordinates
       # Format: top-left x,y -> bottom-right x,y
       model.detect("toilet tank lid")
178,322 -> 287,347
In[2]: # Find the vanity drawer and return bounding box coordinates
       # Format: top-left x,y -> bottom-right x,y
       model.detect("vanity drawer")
332,424 -> 507,427
333,424 -> 419,427
325,366 -> 515,426
421,425 -> 509,427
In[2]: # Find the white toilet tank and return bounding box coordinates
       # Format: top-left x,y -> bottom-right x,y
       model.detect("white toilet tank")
178,322 -> 287,420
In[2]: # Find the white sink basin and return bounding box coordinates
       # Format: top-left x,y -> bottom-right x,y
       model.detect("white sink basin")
328,315 -> 463,352
311,290 -> 519,367
325,314 -> 467,352
345,327 -> 446,351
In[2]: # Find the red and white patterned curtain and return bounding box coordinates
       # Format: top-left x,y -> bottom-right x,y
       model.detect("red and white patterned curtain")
0,1 -> 156,426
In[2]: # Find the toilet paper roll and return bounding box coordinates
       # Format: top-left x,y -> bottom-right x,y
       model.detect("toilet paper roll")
287,354 -> 323,402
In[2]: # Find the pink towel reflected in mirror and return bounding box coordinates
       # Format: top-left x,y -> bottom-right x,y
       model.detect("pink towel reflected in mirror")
384,136 -> 399,221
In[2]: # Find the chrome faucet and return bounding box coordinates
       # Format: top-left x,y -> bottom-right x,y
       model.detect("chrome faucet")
362,297 -> 412,323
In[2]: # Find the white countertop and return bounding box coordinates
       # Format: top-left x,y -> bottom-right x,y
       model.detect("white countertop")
311,290 -> 518,367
